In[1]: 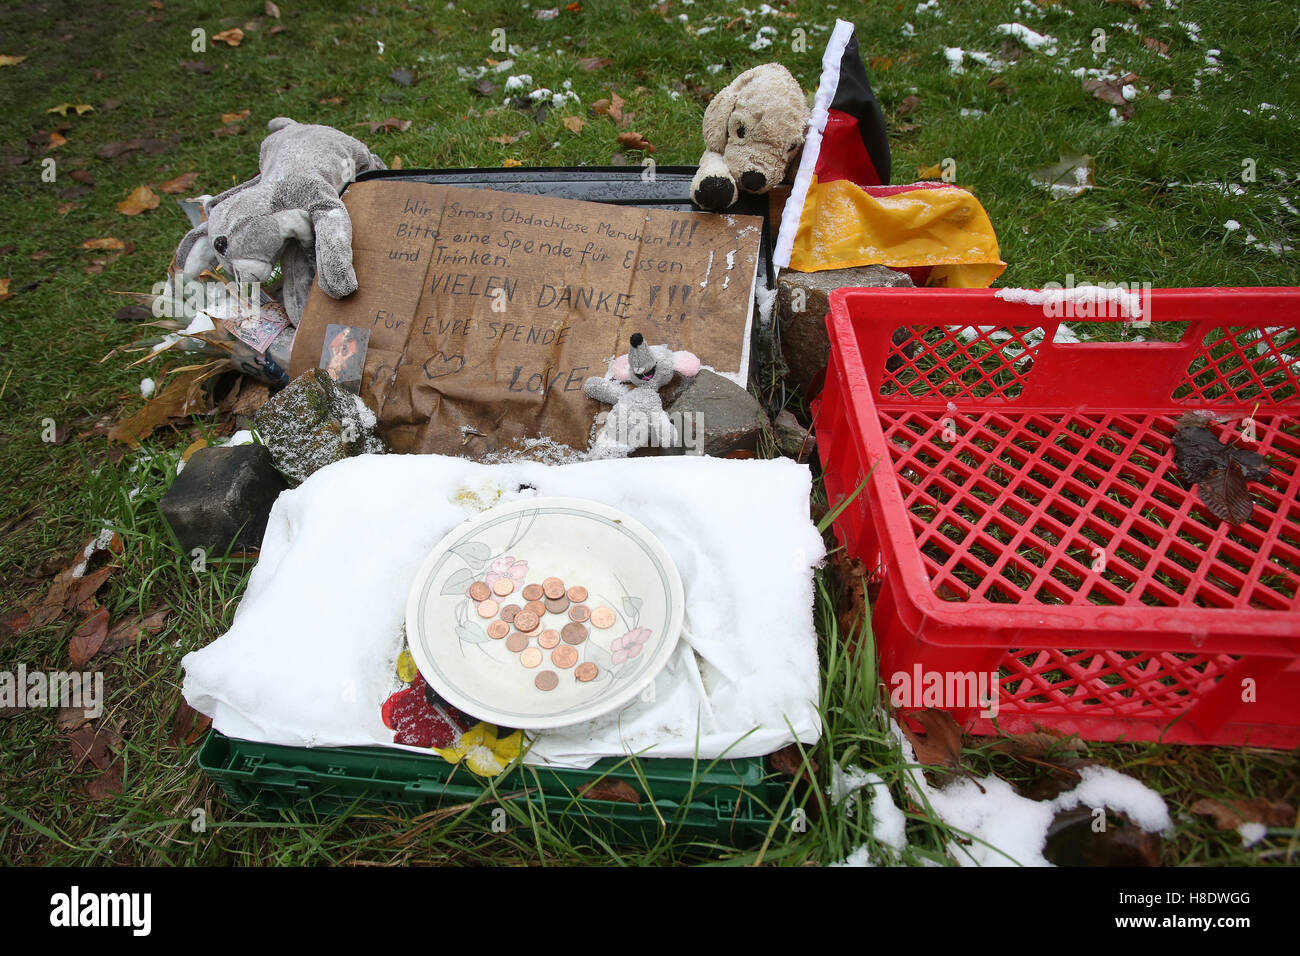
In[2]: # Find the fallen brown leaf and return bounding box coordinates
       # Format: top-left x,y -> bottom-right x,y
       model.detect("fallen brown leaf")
212,27 -> 244,46
158,171 -> 199,194
56,705 -> 90,733
46,131 -> 67,150
229,380 -> 270,417
68,720 -> 121,772
577,778 -> 641,804
358,117 -> 411,134
869,55 -> 893,71
319,95 -> 345,105
1142,37 -> 1169,55
108,366 -> 215,446
0,55 -> 28,67
1045,808 -> 1161,866
900,708 -> 965,768
991,728 -> 1085,759
770,742 -> 819,778
56,202 -> 78,215
68,605 -> 110,667
1189,797 -> 1294,830
616,130 -> 655,152
211,124 -> 243,138
0,277 -> 10,302
220,109 -> 251,124
485,134 -> 518,144
117,185 -> 159,215
577,56 -> 611,72
86,759 -> 123,800
167,697 -> 210,749
896,94 -> 920,117
502,158 -> 521,167
72,564 -> 113,611
82,237 -> 124,251
562,115 -> 585,134
591,91 -> 625,123
99,608 -> 169,659
265,0 -> 280,16
68,168 -> 94,184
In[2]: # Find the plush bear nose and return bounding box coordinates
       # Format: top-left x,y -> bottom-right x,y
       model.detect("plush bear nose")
740,170 -> 766,192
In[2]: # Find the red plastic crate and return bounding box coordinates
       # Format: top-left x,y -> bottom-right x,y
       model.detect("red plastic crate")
814,287 -> 1300,747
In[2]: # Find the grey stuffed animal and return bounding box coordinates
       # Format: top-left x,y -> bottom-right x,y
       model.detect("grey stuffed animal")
172,117 -> 385,326
691,64 -> 810,211
584,333 -> 702,459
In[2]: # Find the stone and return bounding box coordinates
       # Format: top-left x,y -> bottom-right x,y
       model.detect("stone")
776,264 -> 914,395
772,409 -> 816,461
159,445 -> 287,556
252,368 -> 385,484
665,369 -> 768,458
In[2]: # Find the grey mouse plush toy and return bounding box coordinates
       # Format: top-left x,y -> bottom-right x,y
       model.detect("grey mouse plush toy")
584,333 -> 702,459
172,117 -> 385,326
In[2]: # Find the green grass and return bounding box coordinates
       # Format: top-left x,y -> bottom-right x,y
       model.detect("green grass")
2,0 -> 1299,865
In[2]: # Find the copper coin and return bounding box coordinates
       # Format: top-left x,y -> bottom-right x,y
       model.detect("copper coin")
575,662 -> 598,682
524,600 -> 547,618
491,577 -> 515,597
520,647 -> 543,669
522,583 -> 544,602
561,622 -> 588,645
545,595 -> 570,614
566,585 -> 588,603
469,581 -> 491,601
518,618 -> 541,636
534,670 -> 558,691
487,620 -> 509,640
505,633 -> 529,653
500,604 -> 521,623
538,629 -> 561,649
590,606 -> 617,629
551,645 -> 578,668
568,604 -> 590,623
476,599 -> 499,618
542,577 -> 566,600
514,610 -> 539,632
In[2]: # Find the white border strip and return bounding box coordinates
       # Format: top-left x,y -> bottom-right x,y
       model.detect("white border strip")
773,18 -> 856,270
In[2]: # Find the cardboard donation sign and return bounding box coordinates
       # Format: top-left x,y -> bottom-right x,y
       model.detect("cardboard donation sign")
290,180 -> 763,456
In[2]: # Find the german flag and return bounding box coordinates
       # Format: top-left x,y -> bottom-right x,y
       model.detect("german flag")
775,20 -> 1005,288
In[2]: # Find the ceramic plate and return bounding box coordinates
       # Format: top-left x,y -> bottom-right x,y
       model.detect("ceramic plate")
405,497 -> 684,730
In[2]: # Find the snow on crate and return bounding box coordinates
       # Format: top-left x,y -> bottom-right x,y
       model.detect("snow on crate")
994,284 -> 1144,320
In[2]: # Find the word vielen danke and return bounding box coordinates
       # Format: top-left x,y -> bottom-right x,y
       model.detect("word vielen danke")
380,198 -> 717,394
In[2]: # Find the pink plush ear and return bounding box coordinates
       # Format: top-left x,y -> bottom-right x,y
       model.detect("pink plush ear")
610,354 -> 632,382
673,350 -> 702,377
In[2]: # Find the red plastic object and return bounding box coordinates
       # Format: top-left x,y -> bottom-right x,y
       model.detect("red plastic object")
814,287 -> 1300,747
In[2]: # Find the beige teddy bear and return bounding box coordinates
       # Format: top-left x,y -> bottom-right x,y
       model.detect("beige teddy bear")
691,64 -> 811,211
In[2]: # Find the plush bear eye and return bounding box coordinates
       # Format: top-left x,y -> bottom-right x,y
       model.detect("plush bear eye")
213,235 -> 228,255
736,123 -> 746,139
788,142 -> 800,152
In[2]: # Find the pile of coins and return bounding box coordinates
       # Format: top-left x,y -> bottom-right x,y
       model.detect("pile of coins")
468,575 -> 617,691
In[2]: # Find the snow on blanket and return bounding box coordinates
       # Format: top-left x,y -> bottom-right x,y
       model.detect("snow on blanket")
182,453 -> 825,769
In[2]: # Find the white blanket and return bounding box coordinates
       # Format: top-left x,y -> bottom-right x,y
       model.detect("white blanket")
182,453 -> 825,768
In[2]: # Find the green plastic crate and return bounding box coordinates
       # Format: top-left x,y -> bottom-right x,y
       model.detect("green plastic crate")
198,731 -> 794,846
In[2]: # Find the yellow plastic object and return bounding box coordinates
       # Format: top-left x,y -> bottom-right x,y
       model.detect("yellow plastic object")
396,649 -> 416,683
788,178 -> 1005,287
435,723 -> 524,777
